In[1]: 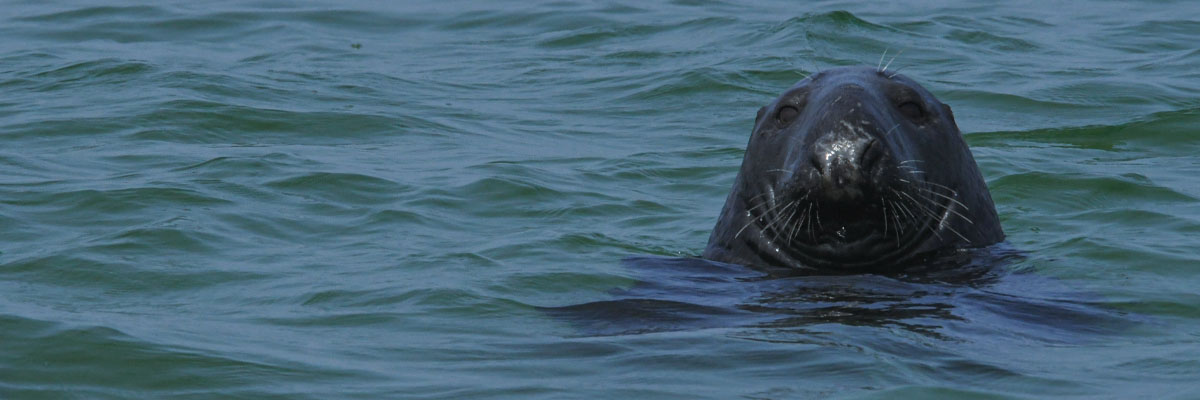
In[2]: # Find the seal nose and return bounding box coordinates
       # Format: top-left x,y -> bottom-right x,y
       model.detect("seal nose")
811,133 -> 879,201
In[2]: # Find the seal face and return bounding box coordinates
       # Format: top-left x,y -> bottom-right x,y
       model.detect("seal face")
703,66 -> 1004,271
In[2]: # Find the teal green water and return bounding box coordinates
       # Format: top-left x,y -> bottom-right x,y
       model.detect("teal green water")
3,1 -> 1199,398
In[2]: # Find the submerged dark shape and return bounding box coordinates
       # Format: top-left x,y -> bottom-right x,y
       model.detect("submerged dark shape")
544,255 -> 1128,341
704,66 -> 1004,271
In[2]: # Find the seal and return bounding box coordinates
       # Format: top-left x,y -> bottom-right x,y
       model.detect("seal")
703,66 -> 1004,271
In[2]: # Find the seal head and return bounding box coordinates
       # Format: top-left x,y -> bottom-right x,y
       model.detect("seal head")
703,66 -> 1004,271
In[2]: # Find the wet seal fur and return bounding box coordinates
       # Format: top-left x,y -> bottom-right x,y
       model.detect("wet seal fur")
704,65 -> 1004,272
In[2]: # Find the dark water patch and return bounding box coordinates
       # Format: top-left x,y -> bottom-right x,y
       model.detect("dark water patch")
991,172 -> 1196,210
1107,299 -> 1200,320
264,172 -> 405,206
441,9 -> 612,32
85,225 -> 225,255
547,255 -> 1130,343
1,116 -> 134,143
128,100 -> 405,144
357,208 -> 429,228
211,211 -> 347,245
14,5 -> 167,23
555,232 -> 683,256
260,312 -> 407,328
979,109 -> 1200,153
945,30 -> 1039,52
12,7 -> 423,44
441,171 -> 639,220
989,15 -> 1055,29
157,70 -> 292,104
1072,209 -> 1200,233
26,58 -> 155,89
1109,19 -> 1200,53
536,16 -> 735,49
618,68 -> 754,103
788,11 -> 895,60
1,253 -> 265,294
531,200 -> 673,220
473,230 -> 685,264
453,176 -> 567,203
1048,235 -> 1200,276
173,154 -> 305,179
198,9 -> 425,34
603,159 -> 733,183
299,288 -> 419,308
2,186 -> 231,216
287,288 -> 532,321
942,89 -> 1108,130
491,271 -> 636,298
1030,80 -> 1173,108
856,387 -> 1018,400
0,315 -> 329,399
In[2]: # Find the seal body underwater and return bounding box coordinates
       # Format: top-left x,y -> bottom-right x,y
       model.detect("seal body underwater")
703,66 -> 1004,272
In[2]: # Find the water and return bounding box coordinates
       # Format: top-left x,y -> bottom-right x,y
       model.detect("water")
2,1 -> 1199,398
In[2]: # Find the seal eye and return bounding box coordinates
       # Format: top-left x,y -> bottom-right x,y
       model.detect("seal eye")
777,105 -> 800,125
898,101 -> 924,120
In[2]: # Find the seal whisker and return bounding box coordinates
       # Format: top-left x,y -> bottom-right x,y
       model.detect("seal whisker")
763,201 -> 795,234
898,189 -> 971,243
942,222 -> 971,243
909,194 -> 972,243
765,169 -> 792,174
786,194 -> 810,242
919,187 -> 971,212
882,49 -> 905,73
922,180 -> 959,197
877,47 -> 890,72
790,200 -> 808,242
802,202 -> 814,240
733,211 -> 763,239
746,191 -> 772,202
888,200 -> 907,233
813,203 -> 823,231
767,201 -> 800,244
735,196 -> 792,239
883,123 -> 902,138
906,202 -> 943,240
881,198 -> 890,239
897,189 -> 940,218
920,192 -> 976,226
892,199 -> 917,227
889,201 -> 905,246
741,193 -> 773,214
896,167 -> 928,180
734,193 -> 774,239
892,190 -> 916,229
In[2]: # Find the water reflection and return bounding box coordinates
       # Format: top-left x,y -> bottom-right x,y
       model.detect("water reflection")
545,248 -> 1128,343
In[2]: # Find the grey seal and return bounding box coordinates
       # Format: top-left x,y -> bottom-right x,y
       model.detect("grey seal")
704,66 -> 1004,271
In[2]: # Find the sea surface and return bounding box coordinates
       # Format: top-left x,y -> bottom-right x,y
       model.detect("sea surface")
2,1 -> 1199,399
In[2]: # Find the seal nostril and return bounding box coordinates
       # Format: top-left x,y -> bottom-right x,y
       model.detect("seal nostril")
860,138 -> 881,172
810,155 -> 824,175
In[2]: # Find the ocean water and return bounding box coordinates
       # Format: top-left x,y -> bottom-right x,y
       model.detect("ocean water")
2,1 -> 1199,398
